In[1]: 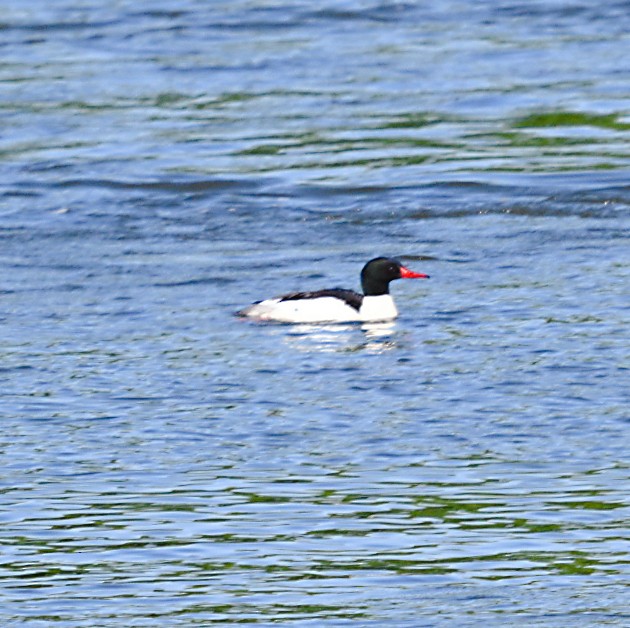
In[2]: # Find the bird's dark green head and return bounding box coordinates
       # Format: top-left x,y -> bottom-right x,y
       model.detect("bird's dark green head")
360,257 -> 429,296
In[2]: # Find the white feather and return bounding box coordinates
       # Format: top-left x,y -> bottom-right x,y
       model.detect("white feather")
239,294 -> 397,323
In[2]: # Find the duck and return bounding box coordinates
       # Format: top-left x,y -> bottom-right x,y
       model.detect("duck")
236,257 -> 429,323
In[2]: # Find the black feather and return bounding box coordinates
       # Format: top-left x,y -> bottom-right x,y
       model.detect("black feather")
279,288 -> 363,311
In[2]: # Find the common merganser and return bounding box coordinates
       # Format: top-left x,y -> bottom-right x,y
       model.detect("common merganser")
236,257 -> 429,323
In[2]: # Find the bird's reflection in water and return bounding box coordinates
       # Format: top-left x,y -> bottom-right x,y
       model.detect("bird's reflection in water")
283,321 -> 399,353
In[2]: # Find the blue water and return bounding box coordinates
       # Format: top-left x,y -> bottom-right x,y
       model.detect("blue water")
1,1 -> 629,626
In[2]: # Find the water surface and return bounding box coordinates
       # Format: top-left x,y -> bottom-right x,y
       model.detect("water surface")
1,1 -> 629,625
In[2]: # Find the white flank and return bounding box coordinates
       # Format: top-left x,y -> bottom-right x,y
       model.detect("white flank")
240,294 -> 398,323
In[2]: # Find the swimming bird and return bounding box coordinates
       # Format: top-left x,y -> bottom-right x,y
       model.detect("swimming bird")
236,257 -> 429,323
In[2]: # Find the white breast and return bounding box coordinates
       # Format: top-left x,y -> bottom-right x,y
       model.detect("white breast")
359,295 -> 398,322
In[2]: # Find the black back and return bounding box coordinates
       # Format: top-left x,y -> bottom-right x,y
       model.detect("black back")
279,288 -> 363,311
